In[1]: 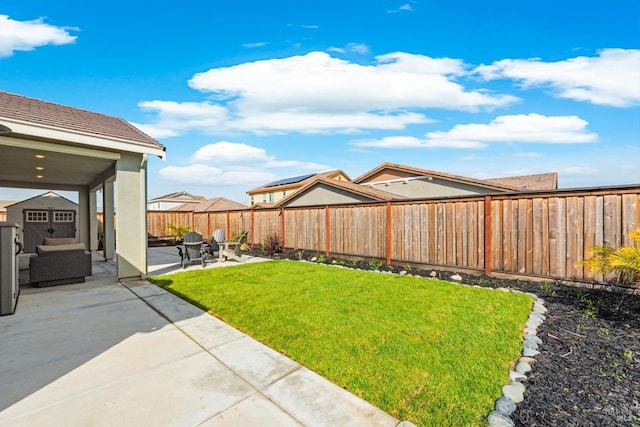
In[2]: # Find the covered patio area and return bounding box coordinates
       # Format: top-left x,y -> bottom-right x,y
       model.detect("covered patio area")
0,91 -> 165,279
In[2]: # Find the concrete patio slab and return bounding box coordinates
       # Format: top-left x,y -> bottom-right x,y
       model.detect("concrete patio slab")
211,335 -> 301,389
178,315 -> 246,350
200,393 -> 302,427
264,367 -> 399,427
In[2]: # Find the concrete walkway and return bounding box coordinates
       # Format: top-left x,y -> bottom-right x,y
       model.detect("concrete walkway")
0,248 -> 399,426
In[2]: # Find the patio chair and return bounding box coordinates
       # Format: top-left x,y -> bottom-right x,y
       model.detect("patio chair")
220,231 -> 248,262
208,229 -> 225,259
178,231 -> 208,268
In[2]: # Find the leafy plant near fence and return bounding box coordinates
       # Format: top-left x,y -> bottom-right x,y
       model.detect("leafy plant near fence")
582,230 -> 640,286
167,224 -> 190,242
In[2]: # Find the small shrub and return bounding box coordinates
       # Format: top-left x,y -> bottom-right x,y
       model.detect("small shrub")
368,259 -> 383,270
316,254 -> 326,263
231,231 -> 248,244
167,224 -> 190,242
264,233 -> 283,256
582,229 -> 640,286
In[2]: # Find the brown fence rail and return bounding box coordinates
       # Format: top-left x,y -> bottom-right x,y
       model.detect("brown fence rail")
113,186 -> 639,284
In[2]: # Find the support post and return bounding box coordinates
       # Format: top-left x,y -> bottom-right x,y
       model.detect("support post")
103,179 -> 115,261
250,209 -> 255,249
280,208 -> 285,248
325,206 -> 330,257
484,195 -> 492,277
89,189 -> 98,251
386,202 -> 392,265
226,211 -> 230,240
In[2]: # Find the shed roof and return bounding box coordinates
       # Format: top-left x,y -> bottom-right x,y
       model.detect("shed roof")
148,191 -> 206,203
5,191 -> 77,209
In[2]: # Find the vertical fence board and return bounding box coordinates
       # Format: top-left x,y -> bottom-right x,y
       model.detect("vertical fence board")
491,200 -> 503,271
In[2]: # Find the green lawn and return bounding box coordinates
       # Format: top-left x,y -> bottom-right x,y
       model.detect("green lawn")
150,261 -> 532,426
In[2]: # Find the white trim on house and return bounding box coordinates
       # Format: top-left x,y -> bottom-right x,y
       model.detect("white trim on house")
1,118 -> 166,160
0,135 -> 121,160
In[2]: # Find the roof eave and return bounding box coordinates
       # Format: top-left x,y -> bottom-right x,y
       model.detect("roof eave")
1,117 -> 166,159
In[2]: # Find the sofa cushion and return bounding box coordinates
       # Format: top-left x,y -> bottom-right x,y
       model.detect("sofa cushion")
43,237 -> 78,246
36,243 -> 86,254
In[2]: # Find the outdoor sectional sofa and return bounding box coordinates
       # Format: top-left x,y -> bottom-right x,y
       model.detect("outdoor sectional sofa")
29,238 -> 92,287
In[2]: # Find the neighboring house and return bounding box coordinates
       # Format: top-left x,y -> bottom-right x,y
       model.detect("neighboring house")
0,200 -> 17,222
485,173 -> 558,190
353,163 -> 521,199
6,191 -> 78,253
148,191 -> 206,210
171,197 -> 247,212
246,170 -> 351,206
274,177 -> 407,207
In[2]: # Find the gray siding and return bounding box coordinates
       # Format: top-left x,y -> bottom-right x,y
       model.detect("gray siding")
369,177 -> 497,198
284,184 -> 373,207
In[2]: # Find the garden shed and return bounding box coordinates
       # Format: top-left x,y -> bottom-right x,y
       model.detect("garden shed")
6,191 -> 78,253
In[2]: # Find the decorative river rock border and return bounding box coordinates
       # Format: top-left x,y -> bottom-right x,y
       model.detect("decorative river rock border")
486,288 -> 547,427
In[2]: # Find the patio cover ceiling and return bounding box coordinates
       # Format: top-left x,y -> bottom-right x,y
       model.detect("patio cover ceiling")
0,91 -> 165,191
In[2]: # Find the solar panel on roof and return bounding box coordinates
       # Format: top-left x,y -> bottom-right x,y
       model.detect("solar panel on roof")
264,173 -> 316,188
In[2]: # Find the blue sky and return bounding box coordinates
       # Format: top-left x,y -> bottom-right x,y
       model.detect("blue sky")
1,0 -> 639,204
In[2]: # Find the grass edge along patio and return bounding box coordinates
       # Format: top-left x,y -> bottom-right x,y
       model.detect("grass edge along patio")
150,260 -> 533,426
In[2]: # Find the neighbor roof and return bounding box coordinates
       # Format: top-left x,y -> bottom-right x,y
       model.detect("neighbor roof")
148,191 -> 206,203
247,170 -> 351,194
353,162 -> 519,191
0,200 -> 17,212
274,176 -> 408,207
0,91 -> 162,149
171,197 -> 247,212
485,172 -> 558,190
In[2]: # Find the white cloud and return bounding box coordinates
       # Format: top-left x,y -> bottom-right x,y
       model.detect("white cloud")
327,43 -> 370,55
346,42 -> 370,54
0,14 -> 77,58
300,24 -> 319,29
388,3 -> 414,13
159,142 -> 331,188
139,51 -> 516,137
159,164 -> 276,186
350,113 -> 597,150
243,42 -> 268,48
136,100 -> 229,138
352,135 -> 485,149
476,48 -> 640,107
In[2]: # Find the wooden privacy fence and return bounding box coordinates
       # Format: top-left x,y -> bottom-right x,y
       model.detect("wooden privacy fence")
141,186 -> 639,284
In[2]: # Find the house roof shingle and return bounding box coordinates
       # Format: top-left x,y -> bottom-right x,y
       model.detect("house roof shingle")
0,91 -> 162,149
247,170 -> 351,194
353,162 -> 520,191
485,172 -> 558,190
171,197 -> 248,212
274,176 -> 407,207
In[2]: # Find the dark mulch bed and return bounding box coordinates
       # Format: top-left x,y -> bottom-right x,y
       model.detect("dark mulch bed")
250,249 -> 640,426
